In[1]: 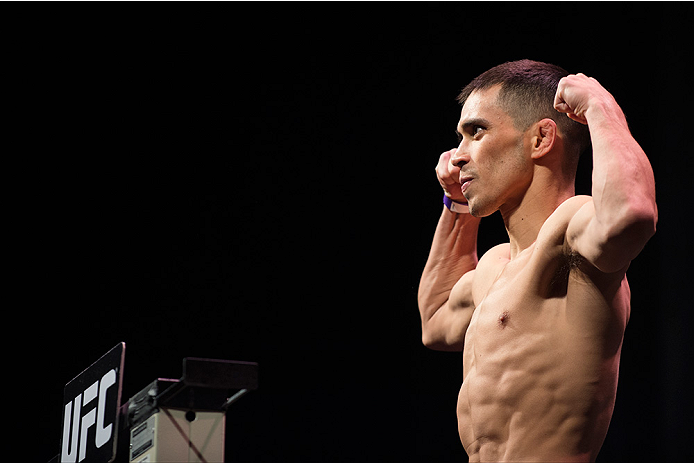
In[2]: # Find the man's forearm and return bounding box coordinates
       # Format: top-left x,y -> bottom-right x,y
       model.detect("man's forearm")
586,96 -> 657,235
418,206 -> 480,321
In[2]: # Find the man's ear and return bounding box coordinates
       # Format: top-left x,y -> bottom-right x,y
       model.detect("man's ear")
530,118 -> 557,160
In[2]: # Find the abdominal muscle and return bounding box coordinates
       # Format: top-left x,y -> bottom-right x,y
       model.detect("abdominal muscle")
456,292 -> 622,463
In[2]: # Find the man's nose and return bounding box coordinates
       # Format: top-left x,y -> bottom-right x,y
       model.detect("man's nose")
450,145 -> 470,168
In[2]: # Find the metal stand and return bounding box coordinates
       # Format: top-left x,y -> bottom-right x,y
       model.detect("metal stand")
53,343 -> 258,463
124,358 -> 258,463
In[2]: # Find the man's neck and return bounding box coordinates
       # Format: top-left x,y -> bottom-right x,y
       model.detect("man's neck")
500,178 -> 575,259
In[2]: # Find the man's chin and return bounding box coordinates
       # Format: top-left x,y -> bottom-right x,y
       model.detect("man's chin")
468,200 -> 496,218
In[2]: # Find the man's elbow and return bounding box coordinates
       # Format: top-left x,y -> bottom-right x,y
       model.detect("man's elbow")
620,201 -> 658,243
605,196 -> 657,240
636,195 -> 658,234
641,209 -> 657,241
597,204 -> 657,273
647,201 -> 658,236
421,329 -> 437,349
421,328 -> 463,352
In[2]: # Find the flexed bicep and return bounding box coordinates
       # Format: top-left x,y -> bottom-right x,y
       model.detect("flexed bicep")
559,73 -> 657,274
566,199 -> 651,274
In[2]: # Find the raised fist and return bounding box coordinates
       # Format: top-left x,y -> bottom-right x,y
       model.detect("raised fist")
435,147 -> 467,204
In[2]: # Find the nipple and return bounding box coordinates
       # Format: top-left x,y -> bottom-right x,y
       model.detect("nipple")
498,311 -> 510,328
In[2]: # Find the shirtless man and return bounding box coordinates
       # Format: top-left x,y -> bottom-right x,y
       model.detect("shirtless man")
417,60 -> 657,462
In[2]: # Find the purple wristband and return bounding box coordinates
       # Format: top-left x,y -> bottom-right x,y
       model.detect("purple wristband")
443,194 -> 469,213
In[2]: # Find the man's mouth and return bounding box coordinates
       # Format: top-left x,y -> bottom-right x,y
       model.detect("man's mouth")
460,176 -> 474,193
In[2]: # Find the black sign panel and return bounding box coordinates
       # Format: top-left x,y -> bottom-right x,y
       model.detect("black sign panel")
60,343 -> 125,463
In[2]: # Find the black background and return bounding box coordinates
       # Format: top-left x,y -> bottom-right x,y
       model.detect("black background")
19,3 -> 691,462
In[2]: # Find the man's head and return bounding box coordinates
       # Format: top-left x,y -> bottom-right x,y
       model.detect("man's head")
452,59 -> 590,217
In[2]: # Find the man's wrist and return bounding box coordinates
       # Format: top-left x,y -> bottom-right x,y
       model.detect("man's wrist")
443,194 -> 469,213
585,95 -> 628,131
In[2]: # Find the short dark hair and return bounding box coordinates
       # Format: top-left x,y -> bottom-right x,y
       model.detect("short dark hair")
457,59 -> 590,176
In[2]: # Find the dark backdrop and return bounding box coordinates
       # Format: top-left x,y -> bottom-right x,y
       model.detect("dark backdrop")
22,3 -> 691,462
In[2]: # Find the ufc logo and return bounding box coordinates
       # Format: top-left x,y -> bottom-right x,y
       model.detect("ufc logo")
61,369 -> 117,462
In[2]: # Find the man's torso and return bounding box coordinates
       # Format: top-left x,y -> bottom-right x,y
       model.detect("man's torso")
455,196 -> 631,462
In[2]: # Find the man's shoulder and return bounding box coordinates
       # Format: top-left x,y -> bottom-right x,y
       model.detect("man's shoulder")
537,195 -> 629,285
537,195 -> 593,248
471,243 -> 511,303
474,243 -> 511,283
554,195 -> 593,217
478,243 -> 511,267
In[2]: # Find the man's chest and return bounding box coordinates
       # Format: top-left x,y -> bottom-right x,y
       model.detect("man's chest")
463,251 -> 571,377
